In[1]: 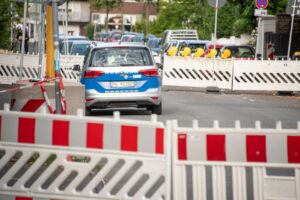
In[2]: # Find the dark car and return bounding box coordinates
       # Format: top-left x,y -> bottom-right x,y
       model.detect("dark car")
219,45 -> 255,59
59,35 -> 89,55
176,40 -> 211,56
69,41 -> 93,56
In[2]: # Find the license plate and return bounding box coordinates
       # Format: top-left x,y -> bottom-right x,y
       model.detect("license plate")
111,81 -> 135,88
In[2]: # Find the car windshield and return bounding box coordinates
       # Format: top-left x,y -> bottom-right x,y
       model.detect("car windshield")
71,43 -> 90,55
229,47 -> 255,57
188,43 -> 206,52
90,47 -> 153,67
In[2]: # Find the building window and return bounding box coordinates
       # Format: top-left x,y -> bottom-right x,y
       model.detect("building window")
93,14 -> 99,21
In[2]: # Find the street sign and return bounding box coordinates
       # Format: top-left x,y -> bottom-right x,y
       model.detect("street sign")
255,9 -> 267,16
207,0 -> 227,8
256,0 -> 268,9
113,18 -> 120,24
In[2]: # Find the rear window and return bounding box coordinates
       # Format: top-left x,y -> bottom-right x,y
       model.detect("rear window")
90,47 -> 153,67
71,44 -> 90,55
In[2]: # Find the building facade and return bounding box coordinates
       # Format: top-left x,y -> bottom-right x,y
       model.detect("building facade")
91,1 -> 158,32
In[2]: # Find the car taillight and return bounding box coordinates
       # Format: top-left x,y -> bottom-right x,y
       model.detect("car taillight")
84,71 -> 104,78
139,69 -> 159,77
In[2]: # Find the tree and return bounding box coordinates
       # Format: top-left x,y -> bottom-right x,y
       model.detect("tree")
0,0 -> 23,50
149,0 -> 287,40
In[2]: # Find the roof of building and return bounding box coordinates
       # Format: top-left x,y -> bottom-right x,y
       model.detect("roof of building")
91,2 -> 158,15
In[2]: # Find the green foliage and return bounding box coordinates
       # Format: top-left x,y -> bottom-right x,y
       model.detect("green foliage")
148,0 -> 287,40
85,24 -> 95,40
0,0 -> 23,50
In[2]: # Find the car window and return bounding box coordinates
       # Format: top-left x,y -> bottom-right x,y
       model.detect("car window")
71,44 -> 90,55
90,47 -> 153,67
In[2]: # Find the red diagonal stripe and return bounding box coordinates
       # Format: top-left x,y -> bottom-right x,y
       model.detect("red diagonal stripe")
155,128 -> 164,154
86,123 -> 103,149
52,120 -> 69,146
207,134 -> 226,161
288,136 -> 300,163
246,135 -> 266,162
121,125 -> 138,152
178,134 -> 187,160
21,99 -> 45,112
18,117 -> 35,144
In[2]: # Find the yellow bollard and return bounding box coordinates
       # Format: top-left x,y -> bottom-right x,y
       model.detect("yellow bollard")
46,5 -> 55,78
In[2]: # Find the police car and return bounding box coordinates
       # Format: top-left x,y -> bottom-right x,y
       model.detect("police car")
73,42 -> 162,115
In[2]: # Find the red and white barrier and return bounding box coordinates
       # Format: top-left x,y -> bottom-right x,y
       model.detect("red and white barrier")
172,120 -> 300,200
267,43 -> 274,60
0,106 -> 164,154
0,196 -> 51,200
0,105 -> 168,200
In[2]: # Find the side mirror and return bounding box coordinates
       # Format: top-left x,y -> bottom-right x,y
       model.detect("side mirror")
72,64 -> 81,71
156,63 -> 163,69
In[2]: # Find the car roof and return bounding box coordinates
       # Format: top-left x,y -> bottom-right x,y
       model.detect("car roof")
71,40 -> 93,45
92,42 -> 148,49
221,45 -> 253,48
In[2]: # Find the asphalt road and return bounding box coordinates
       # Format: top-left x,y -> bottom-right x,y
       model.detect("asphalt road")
1,87 -> 300,129
87,90 -> 300,129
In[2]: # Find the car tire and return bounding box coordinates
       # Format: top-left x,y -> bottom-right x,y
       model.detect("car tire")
85,108 -> 92,116
151,103 -> 162,115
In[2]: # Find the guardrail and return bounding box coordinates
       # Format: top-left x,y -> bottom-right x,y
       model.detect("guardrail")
0,106 -> 299,200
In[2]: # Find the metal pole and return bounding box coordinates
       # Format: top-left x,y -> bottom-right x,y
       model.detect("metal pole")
212,0 -> 218,88
256,17 -> 261,58
35,2 -> 38,54
66,1 -> 69,55
10,3 -> 13,45
287,0 -> 296,59
52,0 -> 62,114
38,1 -> 46,79
262,16 -> 264,60
19,0 -> 28,80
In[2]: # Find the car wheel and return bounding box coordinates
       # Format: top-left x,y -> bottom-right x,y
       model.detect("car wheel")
151,103 -> 162,115
85,107 -> 92,116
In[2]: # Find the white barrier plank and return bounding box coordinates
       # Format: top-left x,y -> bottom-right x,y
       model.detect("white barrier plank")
233,60 -> 300,91
163,56 -> 233,90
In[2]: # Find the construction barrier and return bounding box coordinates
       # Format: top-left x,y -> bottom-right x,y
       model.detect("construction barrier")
232,60 -> 300,91
0,106 -> 300,200
0,105 -> 169,200
0,52 -> 83,84
171,120 -> 300,200
162,57 -> 233,90
163,56 -> 300,92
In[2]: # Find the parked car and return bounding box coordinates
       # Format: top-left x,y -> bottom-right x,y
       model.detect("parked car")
73,42 -> 162,115
120,32 -> 138,42
69,41 -> 93,56
59,35 -> 89,55
202,43 -> 225,57
94,32 -> 107,41
147,38 -> 161,54
177,40 -> 211,56
219,45 -> 255,59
